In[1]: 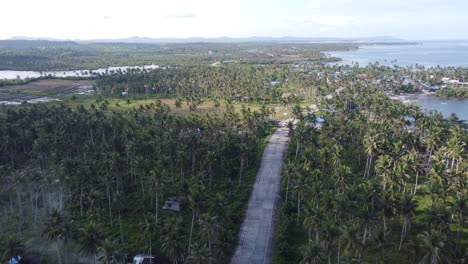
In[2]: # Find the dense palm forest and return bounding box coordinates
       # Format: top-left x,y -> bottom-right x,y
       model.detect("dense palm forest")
1,46 -> 468,264
0,101 -> 274,263
0,40 -> 360,71
94,66 -> 292,100
275,86 -> 467,263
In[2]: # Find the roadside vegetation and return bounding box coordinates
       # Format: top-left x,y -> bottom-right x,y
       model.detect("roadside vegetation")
274,86 -> 467,263
0,101 -> 275,263
1,41 -> 467,263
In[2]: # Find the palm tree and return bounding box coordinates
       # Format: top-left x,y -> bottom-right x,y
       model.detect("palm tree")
398,194 -> 417,250
407,149 -> 421,195
423,128 -> 441,162
293,121 -> 307,160
185,242 -> 210,264
377,191 -> 395,232
363,130 -> 379,179
334,164 -> 351,193
370,226 -> 392,263
374,154 -> 393,192
149,170 -> 165,226
0,236 -> 25,263
283,161 -> 296,203
302,203 -> 324,244
417,230 -> 447,264
78,221 -> 102,264
140,212 -> 158,255
161,217 -> 185,264
42,209 -> 66,264
299,243 -> 323,264
451,192 -> 467,249
187,184 -> 204,254
321,218 -> 341,262
96,239 -> 122,264
199,213 -> 222,264
238,139 -> 248,186
292,173 -> 311,226
445,126 -> 465,172
341,223 -> 362,262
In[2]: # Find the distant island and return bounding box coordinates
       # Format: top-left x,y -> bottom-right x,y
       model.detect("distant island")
7,35 -> 411,44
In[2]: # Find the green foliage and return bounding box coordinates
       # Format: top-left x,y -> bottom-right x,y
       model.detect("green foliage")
0,101 -> 273,263
0,236 -> 25,263
436,87 -> 468,98
0,40 -> 358,71
275,85 -> 468,264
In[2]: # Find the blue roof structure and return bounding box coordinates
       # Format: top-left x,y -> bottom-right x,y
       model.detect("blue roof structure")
315,117 -> 325,123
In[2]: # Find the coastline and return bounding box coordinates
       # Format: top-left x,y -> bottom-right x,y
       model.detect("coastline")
387,92 -> 427,104
326,41 -> 468,67
389,92 -> 468,123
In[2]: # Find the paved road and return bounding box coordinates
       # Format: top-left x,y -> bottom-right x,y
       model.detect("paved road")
231,124 -> 289,264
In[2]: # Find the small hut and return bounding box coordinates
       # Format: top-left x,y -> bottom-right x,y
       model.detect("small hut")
162,197 -> 183,212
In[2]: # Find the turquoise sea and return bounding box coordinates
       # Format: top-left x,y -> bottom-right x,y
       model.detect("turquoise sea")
328,41 -> 468,67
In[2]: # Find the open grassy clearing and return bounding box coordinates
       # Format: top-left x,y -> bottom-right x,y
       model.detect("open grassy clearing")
0,79 -> 297,119
58,94 -> 294,119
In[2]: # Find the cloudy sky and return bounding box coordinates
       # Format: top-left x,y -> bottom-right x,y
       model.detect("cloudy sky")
0,0 -> 466,40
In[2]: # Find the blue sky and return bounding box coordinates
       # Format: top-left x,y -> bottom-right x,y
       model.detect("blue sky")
0,0 -> 466,40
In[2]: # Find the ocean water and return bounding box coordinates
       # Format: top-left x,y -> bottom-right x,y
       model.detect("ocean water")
328,41 -> 468,119
0,65 -> 159,80
408,94 -> 468,122
327,41 -> 468,67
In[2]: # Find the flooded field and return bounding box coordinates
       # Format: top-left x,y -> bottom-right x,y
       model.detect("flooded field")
0,65 -> 159,80
0,94 -> 61,105
0,79 -> 94,105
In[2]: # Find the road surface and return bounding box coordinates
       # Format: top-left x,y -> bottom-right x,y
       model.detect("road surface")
231,123 -> 289,264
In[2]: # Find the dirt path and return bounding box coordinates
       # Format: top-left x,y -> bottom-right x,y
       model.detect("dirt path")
231,123 -> 289,264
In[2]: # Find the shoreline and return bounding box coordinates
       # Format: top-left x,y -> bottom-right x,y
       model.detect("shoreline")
388,92 -> 468,123
326,41 -> 468,68
0,64 -> 159,80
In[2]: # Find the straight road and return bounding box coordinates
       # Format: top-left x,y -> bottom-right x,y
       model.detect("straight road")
231,124 -> 289,264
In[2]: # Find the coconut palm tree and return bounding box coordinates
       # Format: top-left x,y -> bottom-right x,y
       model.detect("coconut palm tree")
185,242 -> 210,264
377,191 -> 395,233
341,223 -> 363,262
96,239 -> 122,264
363,130 -> 379,179
302,202 -> 324,244
0,236 -> 25,263
42,209 -> 66,264
199,213 -> 222,264
398,194 -> 417,250
161,217 -> 185,264
417,230 -> 447,264
78,221 -> 102,264
451,192 -> 467,249
292,173 -> 311,226
140,212 -> 158,255
375,154 -> 393,192
187,183 -> 204,254
445,126 -> 466,172
299,243 -> 323,264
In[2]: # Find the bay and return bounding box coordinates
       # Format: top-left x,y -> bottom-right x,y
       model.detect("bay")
392,94 -> 468,122
327,41 -> 468,67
